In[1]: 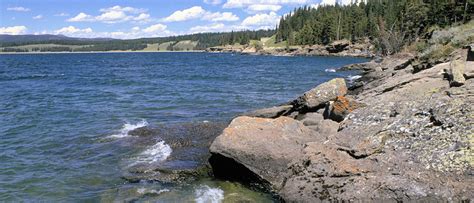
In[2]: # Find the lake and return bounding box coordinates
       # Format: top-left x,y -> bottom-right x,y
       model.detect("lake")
0,52 -> 367,201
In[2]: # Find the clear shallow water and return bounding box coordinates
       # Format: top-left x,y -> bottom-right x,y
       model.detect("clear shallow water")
0,52 -> 367,201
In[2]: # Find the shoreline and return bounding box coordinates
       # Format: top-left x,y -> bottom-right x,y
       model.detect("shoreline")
206,39 -> 375,58
0,49 -> 374,59
207,45 -> 474,201
0,50 -> 205,55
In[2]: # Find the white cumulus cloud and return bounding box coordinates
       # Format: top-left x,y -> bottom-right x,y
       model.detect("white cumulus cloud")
223,0 -> 309,8
162,6 -> 206,22
7,7 -> 30,12
99,5 -> 147,14
142,24 -> 167,33
247,4 -> 282,12
95,10 -> 130,22
33,15 -> 43,20
0,26 -> 28,35
202,12 -> 239,22
241,12 -> 279,27
67,5 -> 150,23
204,0 -> 222,5
50,25 -> 174,39
55,13 -> 69,17
68,12 -> 95,22
54,26 -> 93,35
190,23 -> 227,33
163,6 -> 239,22
134,13 -> 150,21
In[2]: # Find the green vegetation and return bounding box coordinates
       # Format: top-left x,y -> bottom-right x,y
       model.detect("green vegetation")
276,0 -> 474,55
419,20 -> 474,60
0,44 -> 88,52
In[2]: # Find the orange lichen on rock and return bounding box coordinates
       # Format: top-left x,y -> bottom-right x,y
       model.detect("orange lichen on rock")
328,96 -> 364,122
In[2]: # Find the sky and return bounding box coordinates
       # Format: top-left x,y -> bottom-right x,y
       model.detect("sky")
0,0 -> 357,39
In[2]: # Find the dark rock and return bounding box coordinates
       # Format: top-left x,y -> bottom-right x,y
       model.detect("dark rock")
124,165 -> 211,184
326,40 -> 350,53
128,126 -> 155,137
123,122 -> 227,183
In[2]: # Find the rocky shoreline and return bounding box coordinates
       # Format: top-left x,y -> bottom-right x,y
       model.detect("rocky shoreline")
208,45 -> 474,201
206,39 -> 374,58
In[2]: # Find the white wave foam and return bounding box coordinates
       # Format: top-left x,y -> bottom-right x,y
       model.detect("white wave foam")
108,120 -> 148,138
134,141 -> 172,164
195,185 -> 224,203
137,187 -> 169,195
325,68 -> 337,73
347,75 -> 362,82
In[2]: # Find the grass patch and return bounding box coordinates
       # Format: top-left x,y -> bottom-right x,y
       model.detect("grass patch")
143,43 -> 159,51
172,40 -> 198,51
261,35 -> 287,48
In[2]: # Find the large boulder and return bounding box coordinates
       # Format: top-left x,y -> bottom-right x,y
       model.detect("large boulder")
209,116 -> 319,190
242,105 -> 293,118
294,78 -> 348,110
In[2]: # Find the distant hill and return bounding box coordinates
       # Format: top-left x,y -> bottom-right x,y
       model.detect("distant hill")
0,34 -> 115,43
0,30 -> 276,52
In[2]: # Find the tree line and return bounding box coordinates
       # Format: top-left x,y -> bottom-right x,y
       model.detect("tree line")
276,0 -> 473,54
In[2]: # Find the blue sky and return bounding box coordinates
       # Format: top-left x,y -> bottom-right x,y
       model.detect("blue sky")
0,0 -> 353,39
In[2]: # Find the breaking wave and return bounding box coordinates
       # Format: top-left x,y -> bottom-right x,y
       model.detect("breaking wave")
347,75 -> 362,83
137,187 -> 170,195
108,120 -> 148,138
195,185 -> 224,203
133,141 -> 172,164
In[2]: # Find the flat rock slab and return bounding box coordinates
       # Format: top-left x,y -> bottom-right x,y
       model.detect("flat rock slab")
209,116 -> 319,190
242,105 -> 293,118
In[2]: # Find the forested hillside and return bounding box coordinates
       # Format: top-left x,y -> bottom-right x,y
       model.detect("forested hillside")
276,0 -> 473,54
0,30 -> 275,52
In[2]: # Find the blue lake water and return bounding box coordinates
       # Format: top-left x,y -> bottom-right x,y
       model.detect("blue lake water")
0,52 -> 367,201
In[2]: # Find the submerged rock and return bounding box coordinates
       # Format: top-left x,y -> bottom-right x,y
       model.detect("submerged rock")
122,122 -> 227,184
128,126 -> 155,137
